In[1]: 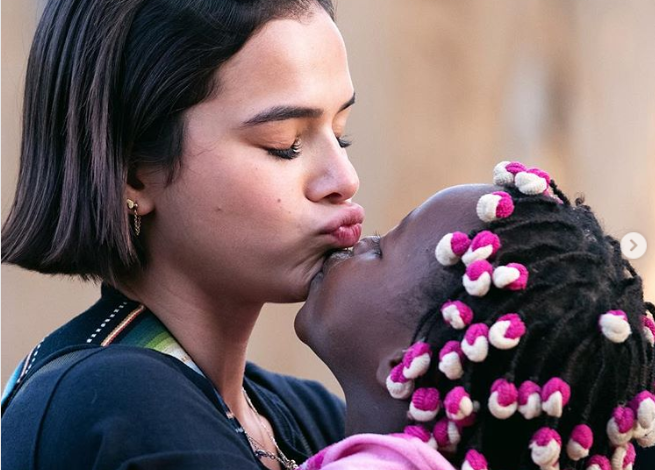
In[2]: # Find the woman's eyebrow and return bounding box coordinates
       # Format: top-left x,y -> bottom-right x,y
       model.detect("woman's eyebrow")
241,92 -> 356,127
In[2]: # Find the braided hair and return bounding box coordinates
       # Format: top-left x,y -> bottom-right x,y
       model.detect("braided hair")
408,177 -> 654,469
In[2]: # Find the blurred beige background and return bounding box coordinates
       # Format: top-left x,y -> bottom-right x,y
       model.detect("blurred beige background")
3,0 -> 655,394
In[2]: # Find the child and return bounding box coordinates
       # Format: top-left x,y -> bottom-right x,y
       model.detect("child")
295,162 -> 655,469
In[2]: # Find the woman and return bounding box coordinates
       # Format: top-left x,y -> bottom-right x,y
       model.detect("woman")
2,0 -> 360,468
296,163 -> 655,469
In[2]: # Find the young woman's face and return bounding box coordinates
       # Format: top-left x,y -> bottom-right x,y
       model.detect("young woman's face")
296,185 -> 491,384
141,7 -> 361,302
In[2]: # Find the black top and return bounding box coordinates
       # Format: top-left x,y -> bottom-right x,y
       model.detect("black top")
2,287 -> 345,470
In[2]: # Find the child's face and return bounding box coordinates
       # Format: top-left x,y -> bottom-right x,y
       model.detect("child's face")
296,184 -> 491,386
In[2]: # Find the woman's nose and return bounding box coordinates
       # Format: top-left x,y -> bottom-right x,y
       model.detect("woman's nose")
306,139 -> 359,203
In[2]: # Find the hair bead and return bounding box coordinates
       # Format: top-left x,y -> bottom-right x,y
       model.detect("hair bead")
461,323 -> 490,362
462,231 -> 502,266
492,263 -> 529,291
529,427 -> 562,469
489,313 -> 526,350
462,449 -> 489,470
629,390 -> 655,429
515,168 -> 551,195
493,161 -> 527,186
436,231 -> 472,266
408,387 -> 441,422
566,424 -> 593,461
386,363 -> 414,399
606,406 -> 635,446
643,313 -> 655,347
432,417 -> 461,452
492,161 -> 514,186
438,341 -> 465,380
441,300 -> 474,330
599,310 -> 632,343
586,455 -> 611,470
444,386 -> 474,421
476,191 -> 515,223
404,424 -> 438,449
541,378 -> 571,418
518,381 -> 542,419
402,342 -> 433,379
463,260 -> 493,297
633,424 -> 650,442
488,379 -> 518,419
634,420 -> 655,447
611,443 -> 636,470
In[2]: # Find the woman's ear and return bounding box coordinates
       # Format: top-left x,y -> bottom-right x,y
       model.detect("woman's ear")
124,166 -> 158,217
376,348 -> 405,389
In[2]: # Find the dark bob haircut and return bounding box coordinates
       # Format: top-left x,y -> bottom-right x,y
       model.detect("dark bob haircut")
2,0 -> 334,283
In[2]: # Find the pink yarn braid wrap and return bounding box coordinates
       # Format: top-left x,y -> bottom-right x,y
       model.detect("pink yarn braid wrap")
408,388 -> 441,422
642,315 -> 655,346
529,428 -> 562,469
567,424 -> 593,461
462,231 -> 501,266
438,341 -> 465,380
629,390 -> 655,428
402,342 -> 433,380
463,260 -> 493,297
476,191 -> 515,223
586,455 -> 611,470
541,377 -> 571,418
461,323 -> 489,362
444,386 -> 473,421
441,301 -> 474,330
518,381 -> 542,419
489,379 -> 518,419
607,406 -> 636,446
462,449 -> 488,470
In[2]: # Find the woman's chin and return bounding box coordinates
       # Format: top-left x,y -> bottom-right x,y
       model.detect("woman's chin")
262,261 -> 323,303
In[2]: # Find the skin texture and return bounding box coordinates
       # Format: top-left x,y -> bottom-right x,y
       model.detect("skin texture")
296,184 -> 493,435
119,6 -> 359,467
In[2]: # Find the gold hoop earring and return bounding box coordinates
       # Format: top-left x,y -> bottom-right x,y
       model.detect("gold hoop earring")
126,199 -> 141,236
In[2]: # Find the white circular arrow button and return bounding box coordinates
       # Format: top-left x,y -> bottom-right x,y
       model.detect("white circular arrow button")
620,232 -> 647,260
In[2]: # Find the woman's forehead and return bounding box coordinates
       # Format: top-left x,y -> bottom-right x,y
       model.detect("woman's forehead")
216,9 -> 349,107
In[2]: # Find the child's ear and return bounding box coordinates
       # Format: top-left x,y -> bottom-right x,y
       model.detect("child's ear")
376,348 -> 405,389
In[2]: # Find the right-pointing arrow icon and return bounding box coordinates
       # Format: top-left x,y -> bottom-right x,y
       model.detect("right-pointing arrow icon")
621,232 -> 647,260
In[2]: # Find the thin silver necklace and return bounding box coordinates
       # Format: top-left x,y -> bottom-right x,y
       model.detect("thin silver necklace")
242,387 -> 298,470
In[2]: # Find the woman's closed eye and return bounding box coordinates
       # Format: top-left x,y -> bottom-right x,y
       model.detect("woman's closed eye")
266,135 -> 352,160
266,138 -> 302,160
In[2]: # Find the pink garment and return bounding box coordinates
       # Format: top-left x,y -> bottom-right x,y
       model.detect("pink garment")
301,433 -> 456,470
